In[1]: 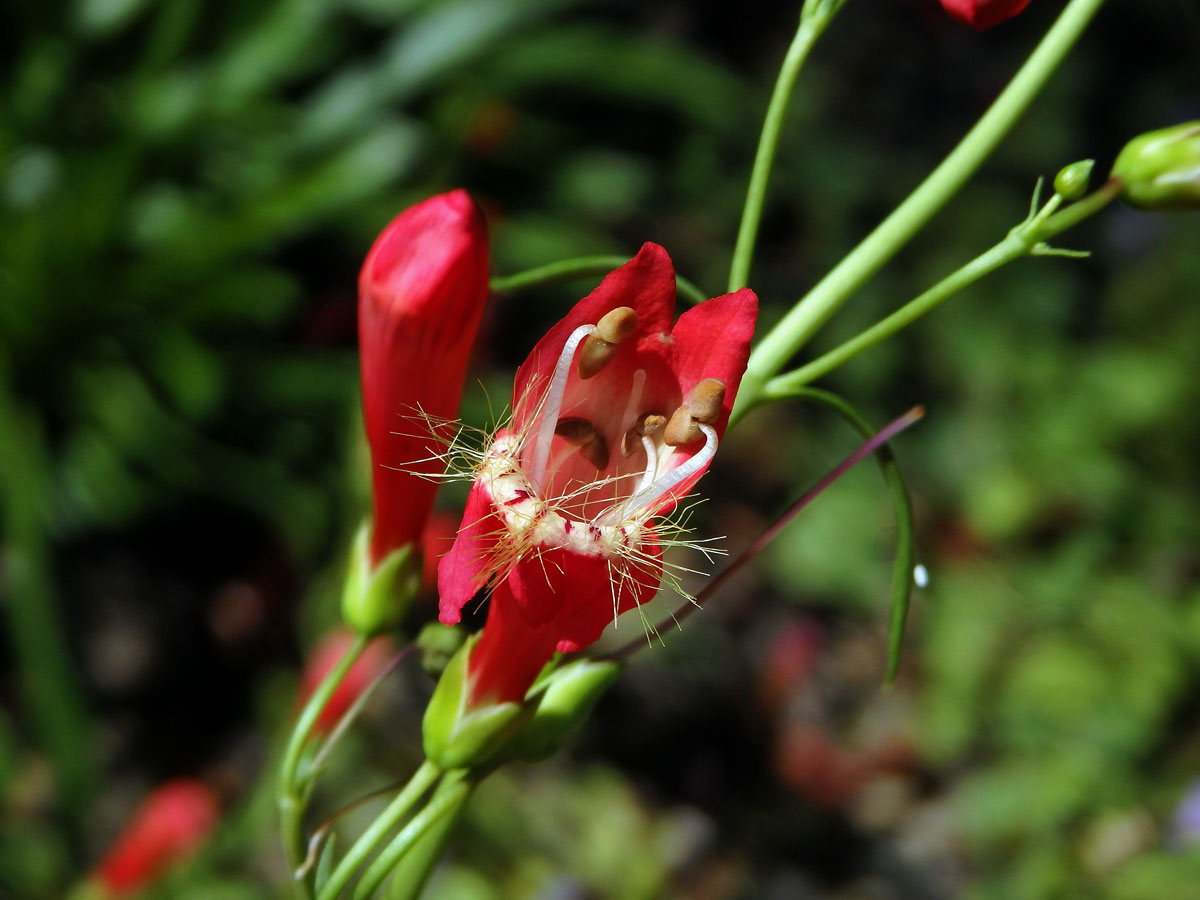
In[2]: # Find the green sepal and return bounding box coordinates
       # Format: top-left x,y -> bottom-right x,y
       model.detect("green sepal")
341,524 -> 420,636
505,658 -> 621,764
422,635 -> 529,770
1111,121 -> 1200,210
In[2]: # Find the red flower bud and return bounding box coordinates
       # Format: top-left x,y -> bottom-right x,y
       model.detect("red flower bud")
359,189 -> 490,567
938,0 -> 1032,30
299,629 -> 394,733
94,779 -> 219,896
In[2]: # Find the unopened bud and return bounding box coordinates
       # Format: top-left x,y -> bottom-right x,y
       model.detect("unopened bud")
1111,122 -> 1200,210
504,659 -> 621,763
342,525 -> 420,636
1054,159 -> 1094,201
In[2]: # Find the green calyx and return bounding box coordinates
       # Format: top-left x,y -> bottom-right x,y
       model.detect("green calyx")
422,636 -> 624,772
1111,121 -> 1200,210
341,525 -> 420,637
504,658 -> 621,764
422,635 -> 529,771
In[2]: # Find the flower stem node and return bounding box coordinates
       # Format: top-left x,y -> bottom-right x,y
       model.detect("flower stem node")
504,658 -> 622,764
342,525 -> 420,637
422,635 -> 532,771
1111,122 -> 1200,210
1053,159 -> 1095,201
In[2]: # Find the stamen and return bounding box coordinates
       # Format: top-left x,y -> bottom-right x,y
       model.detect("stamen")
555,417 -> 609,470
596,306 -> 639,343
663,406 -> 701,446
621,412 -> 666,456
618,368 -> 647,440
622,424 -> 718,518
633,434 -> 658,495
577,307 -> 639,380
637,412 -> 666,435
688,378 -> 726,423
528,324 -> 598,491
577,336 -> 616,379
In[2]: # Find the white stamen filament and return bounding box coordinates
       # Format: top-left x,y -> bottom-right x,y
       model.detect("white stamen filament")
633,434 -> 658,496
618,368 -> 646,437
621,424 -> 718,519
528,324 -> 597,493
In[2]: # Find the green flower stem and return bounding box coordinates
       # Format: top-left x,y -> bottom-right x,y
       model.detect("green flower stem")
765,235 -> 1020,396
763,179 -> 1121,397
316,760 -> 442,900
490,256 -> 709,306
785,388 -> 916,684
379,773 -> 471,900
728,2 -> 846,292
279,632 -> 370,890
735,0 -> 1108,418
352,771 -> 474,900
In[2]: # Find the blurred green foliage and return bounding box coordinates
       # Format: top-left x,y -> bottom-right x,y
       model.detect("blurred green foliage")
2,0 -> 1200,898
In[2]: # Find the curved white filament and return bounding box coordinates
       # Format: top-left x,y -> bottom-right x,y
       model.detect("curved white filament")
633,434 -> 659,497
621,424 -> 717,519
528,324 -> 597,493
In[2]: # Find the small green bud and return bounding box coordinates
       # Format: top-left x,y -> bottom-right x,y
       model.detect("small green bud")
422,635 -> 530,770
1053,159 -> 1094,201
1111,122 -> 1200,210
416,622 -> 465,679
504,658 -> 621,764
341,525 -> 420,636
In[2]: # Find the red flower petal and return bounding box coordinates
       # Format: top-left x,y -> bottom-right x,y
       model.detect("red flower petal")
95,779 -> 219,896
512,242 -> 676,434
938,0 -> 1032,30
438,479 -> 503,626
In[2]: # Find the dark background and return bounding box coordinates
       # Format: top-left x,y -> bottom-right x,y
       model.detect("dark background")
2,1 -> 1199,897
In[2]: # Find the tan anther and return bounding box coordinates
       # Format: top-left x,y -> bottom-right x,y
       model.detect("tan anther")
580,433 -> 609,469
577,335 -> 616,379
596,306 -> 639,344
688,378 -> 726,424
620,413 -> 666,456
663,406 -> 701,446
555,417 -> 610,470
635,412 -> 666,435
555,417 -> 598,445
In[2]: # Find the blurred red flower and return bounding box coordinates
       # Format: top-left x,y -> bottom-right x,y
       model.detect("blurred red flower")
300,629 -> 394,733
94,778 -> 219,896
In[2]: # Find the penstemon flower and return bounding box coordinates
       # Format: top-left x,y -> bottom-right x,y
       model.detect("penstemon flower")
437,243 -> 757,705
938,0 -> 1032,30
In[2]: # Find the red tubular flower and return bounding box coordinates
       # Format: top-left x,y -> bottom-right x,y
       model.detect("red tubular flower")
299,629 -> 394,733
938,0 -> 1032,29
359,189 -> 490,567
94,779 -> 219,897
438,243 -> 757,704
